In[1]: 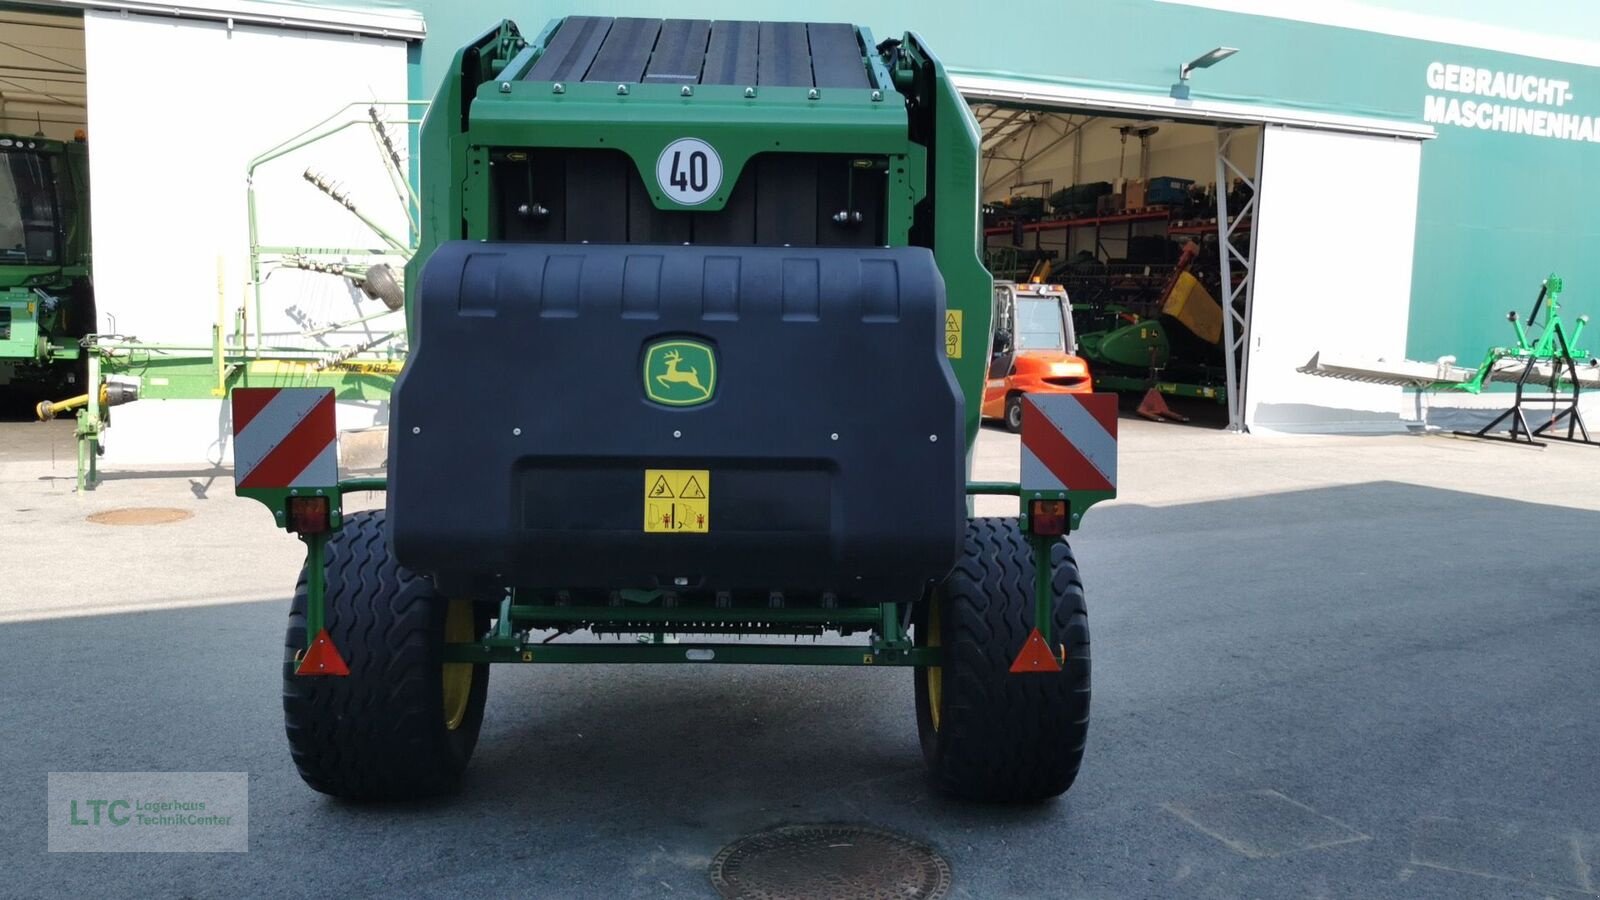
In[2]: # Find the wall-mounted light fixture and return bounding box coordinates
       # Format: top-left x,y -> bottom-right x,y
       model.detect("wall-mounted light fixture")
1170,47 -> 1239,100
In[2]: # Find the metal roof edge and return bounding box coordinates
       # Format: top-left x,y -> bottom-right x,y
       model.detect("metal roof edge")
1156,0 -> 1600,70
953,73 -> 1437,140
40,0 -> 425,40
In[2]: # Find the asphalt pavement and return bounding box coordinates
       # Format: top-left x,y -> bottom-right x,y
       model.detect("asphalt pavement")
3,416 -> 1598,898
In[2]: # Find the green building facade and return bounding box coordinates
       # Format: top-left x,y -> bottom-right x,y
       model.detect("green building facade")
379,0 -> 1597,369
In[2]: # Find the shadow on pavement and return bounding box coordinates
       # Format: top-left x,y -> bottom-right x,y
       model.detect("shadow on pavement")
3,480 -> 1598,898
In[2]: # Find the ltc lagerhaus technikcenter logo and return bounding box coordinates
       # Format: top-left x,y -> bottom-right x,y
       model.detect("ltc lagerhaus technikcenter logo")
48,772 -> 248,852
644,339 -> 717,406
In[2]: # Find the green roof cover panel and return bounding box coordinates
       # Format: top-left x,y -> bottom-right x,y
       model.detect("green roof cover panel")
806,23 -> 868,89
583,17 -> 661,83
701,20 -> 759,86
521,17 -> 871,88
523,15 -> 611,82
643,18 -> 711,84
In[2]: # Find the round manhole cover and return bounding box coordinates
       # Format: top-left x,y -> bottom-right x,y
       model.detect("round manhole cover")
709,824 -> 951,900
86,507 -> 193,526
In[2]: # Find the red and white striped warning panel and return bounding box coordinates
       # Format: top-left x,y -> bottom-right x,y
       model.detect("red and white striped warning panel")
231,388 -> 338,490
1021,393 -> 1117,494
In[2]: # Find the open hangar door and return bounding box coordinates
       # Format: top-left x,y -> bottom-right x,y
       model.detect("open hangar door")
0,6 -> 87,417
959,77 -> 1433,433
973,105 -> 1254,429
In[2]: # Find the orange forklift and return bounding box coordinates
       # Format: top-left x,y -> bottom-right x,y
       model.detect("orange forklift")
983,279 -> 1094,432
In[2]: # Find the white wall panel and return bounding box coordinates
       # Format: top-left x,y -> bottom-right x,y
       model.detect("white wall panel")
83,11 -> 407,345
1245,126 -> 1421,432
82,11 -> 408,463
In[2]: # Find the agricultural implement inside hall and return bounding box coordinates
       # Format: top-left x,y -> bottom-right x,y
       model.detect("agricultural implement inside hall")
1072,240 -> 1228,422
1302,274 -> 1599,446
234,15 -> 1118,804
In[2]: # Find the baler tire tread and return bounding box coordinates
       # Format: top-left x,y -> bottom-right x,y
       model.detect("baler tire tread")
282,509 -> 489,801
915,517 -> 1090,802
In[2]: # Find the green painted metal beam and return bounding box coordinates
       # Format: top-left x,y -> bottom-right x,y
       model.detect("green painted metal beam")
1093,372 -> 1226,402
443,641 -> 938,666
508,605 -> 883,625
98,351 -> 396,401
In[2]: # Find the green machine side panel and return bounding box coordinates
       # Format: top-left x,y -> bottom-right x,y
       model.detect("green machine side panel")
901,32 -> 992,452
61,141 -> 90,272
408,19 -> 527,334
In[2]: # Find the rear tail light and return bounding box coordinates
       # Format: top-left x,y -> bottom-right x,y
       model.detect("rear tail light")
287,496 -> 330,535
1029,500 -> 1067,536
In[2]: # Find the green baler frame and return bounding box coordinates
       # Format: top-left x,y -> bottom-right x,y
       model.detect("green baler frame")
250,17 -> 1114,674
410,20 -> 993,447
271,479 -> 1039,669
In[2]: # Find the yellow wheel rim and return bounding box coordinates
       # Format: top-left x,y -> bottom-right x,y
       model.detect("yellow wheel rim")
925,598 -> 943,733
441,599 -> 475,731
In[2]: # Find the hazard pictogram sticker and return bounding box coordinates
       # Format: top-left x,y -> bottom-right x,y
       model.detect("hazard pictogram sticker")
643,469 -> 710,533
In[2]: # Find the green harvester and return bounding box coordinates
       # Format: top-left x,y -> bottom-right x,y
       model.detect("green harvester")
0,133 -> 92,389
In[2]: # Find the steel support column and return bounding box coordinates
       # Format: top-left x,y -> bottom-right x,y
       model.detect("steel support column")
1215,126 -> 1264,433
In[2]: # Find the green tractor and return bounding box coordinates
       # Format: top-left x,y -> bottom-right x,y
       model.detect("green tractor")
0,133 -> 92,393
235,16 -> 1116,804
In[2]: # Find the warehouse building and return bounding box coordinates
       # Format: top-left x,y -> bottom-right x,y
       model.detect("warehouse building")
2,0 -> 1595,459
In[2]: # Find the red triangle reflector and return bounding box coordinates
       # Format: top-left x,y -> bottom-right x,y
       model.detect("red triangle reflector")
295,628 -> 349,676
1009,628 -> 1063,674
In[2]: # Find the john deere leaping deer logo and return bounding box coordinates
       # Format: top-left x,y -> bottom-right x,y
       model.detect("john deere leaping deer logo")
643,339 -> 717,406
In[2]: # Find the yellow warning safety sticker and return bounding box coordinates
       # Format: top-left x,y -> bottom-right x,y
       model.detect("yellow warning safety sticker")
945,310 -> 962,359
644,469 -> 710,533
